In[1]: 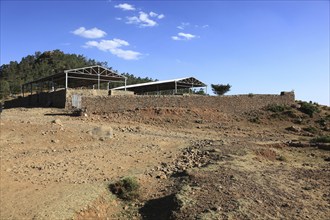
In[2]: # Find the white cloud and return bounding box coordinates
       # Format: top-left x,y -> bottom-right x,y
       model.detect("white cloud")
149,11 -> 158,17
171,32 -> 198,41
72,27 -> 106,39
111,48 -> 141,60
139,12 -> 157,27
84,39 -> 141,60
177,22 -> 190,30
171,36 -> 180,41
126,16 -> 140,24
178,32 -> 196,40
148,12 -> 164,19
126,11 -> 157,27
114,3 -> 135,11
158,14 -> 165,19
115,17 -> 122,21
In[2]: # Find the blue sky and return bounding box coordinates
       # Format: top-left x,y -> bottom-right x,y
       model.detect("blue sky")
1,0 -> 329,105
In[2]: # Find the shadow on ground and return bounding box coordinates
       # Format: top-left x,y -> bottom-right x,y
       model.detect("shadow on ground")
44,113 -> 75,116
139,194 -> 176,220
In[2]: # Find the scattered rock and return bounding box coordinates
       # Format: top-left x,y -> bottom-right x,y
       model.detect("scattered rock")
286,126 -> 301,132
52,119 -> 62,126
291,103 -> 301,109
287,140 -> 310,148
90,126 -> 113,140
195,119 -> 203,124
150,140 -> 223,178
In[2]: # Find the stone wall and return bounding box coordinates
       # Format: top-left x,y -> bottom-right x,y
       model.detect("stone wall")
4,89 -> 66,109
81,92 -> 295,114
4,89 -> 295,114
109,90 -> 134,96
65,89 -> 108,108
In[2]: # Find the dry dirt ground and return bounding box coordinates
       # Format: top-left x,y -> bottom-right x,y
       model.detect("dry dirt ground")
0,104 -> 329,219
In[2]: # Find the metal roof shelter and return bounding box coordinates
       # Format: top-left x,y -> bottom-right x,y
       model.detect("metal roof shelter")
113,77 -> 207,95
22,65 -> 127,96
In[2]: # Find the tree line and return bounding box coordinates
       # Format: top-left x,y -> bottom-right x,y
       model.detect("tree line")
0,50 -> 154,99
0,49 -> 231,99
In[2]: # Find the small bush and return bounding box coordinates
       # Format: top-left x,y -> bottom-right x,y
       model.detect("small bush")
267,104 -> 288,113
303,126 -> 318,134
277,155 -> 288,162
109,177 -> 140,200
310,136 -> 330,143
292,118 -> 303,124
249,116 -> 260,123
283,110 -> 299,118
248,93 -> 254,97
270,113 -> 283,120
316,118 -> 328,126
298,102 -> 320,117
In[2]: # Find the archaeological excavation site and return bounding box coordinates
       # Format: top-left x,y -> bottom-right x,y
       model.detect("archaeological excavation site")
1,66 -> 329,219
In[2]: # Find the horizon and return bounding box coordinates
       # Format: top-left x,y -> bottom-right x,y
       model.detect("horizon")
1,0 -> 329,105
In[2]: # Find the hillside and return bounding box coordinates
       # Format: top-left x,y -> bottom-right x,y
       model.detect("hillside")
0,50 -> 154,99
0,102 -> 329,219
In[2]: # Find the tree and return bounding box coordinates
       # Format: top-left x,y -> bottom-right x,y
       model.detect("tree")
192,88 -> 206,95
211,84 -> 231,96
0,50 -> 157,98
0,80 -> 10,99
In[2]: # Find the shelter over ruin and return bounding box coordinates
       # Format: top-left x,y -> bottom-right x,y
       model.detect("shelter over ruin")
112,77 -> 207,95
22,65 -> 127,96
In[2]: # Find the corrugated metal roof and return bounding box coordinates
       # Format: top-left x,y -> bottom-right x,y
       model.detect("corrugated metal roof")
22,65 -> 125,88
113,77 -> 206,91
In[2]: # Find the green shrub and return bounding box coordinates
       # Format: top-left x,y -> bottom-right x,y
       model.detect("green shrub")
310,136 -> 330,143
316,117 -> 329,126
249,116 -> 260,123
283,110 -> 298,118
303,126 -> 318,134
267,104 -> 288,113
277,155 -> 288,162
211,84 -> 231,96
299,102 -> 320,117
109,177 -> 140,200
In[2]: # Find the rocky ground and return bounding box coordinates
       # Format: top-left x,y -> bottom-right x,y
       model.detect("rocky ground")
0,102 -> 329,219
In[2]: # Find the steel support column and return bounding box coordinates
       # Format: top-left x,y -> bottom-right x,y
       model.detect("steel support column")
97,74 -> 100,90
65,72 -> 68,89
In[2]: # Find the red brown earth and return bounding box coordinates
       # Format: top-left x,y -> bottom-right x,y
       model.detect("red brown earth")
0,104 -> 329,219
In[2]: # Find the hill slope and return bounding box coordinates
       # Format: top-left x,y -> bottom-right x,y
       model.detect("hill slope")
0,102 -> 329,219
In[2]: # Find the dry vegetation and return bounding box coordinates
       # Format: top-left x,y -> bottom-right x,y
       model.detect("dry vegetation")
0,102 -> 329,219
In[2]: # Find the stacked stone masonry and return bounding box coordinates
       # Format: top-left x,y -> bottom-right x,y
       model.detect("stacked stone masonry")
4,89 -> 66,108
4,89 -> 295,113
65,89 -> 109,109
82,92 -> 295,114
